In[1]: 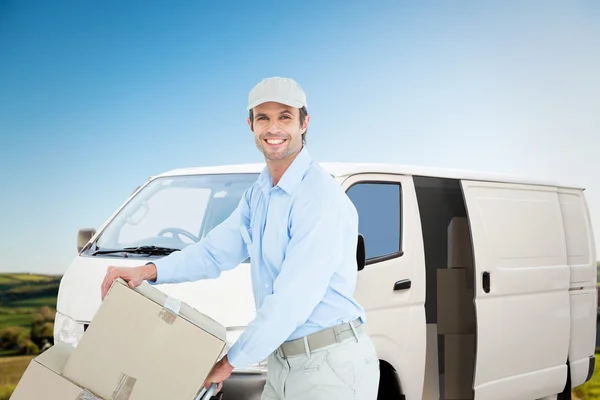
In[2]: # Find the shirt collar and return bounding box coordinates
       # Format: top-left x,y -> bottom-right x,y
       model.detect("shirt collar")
257,146 -> 313,196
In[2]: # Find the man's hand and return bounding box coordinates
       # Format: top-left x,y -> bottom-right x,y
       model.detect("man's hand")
100,264 -> 157,300
203,355 -> 234,395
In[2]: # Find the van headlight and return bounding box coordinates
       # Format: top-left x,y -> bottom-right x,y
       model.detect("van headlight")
54,312 -> 84,347
224,326 -> 268,374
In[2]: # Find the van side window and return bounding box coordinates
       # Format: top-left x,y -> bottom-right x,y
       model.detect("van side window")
346,182 -> 402,262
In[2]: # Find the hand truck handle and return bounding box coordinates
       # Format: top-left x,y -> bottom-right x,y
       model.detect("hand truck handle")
195,382 -> 218,400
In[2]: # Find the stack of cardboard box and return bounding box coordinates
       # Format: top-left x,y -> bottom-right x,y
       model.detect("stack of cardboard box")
12,278 -> 227,400
437,217 -> 476,399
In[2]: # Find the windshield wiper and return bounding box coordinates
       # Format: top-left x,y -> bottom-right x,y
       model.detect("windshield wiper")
92,246 -> 179,256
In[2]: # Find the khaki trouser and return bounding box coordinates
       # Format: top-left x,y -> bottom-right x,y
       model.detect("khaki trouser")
261,331 -> 380,399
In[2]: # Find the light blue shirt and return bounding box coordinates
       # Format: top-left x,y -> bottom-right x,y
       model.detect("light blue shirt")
151,147 -> 365,368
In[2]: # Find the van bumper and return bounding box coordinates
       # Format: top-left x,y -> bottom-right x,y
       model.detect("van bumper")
220,371 -> 267,400
586,354 -> 596,382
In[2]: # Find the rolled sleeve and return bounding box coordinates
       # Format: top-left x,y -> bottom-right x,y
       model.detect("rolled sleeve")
226,346 -> 256,370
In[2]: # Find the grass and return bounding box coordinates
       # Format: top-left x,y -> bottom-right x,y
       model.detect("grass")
0,274 -> 61,399
0,277 -> 19,285
0,314 -> 38,329
9,296 -> 58,309
6,274 -> 55,282
0,274 -> 56,285
0,355 -> 34,400
0,273 -> 61,331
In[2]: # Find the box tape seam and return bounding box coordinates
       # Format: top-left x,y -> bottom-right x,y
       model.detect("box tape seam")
112,372 -> 137,400
164,296 -> 181,314
159,296 -> 181,325
77,389 -> 102,400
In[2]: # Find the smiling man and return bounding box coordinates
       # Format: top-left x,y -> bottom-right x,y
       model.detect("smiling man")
100,77 -> 380,399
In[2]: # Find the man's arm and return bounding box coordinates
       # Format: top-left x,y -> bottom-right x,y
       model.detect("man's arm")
150,190 -> 252,285
226,191 -> 352,368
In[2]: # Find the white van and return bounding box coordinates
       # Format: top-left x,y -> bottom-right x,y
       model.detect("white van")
54,162 -> 597,400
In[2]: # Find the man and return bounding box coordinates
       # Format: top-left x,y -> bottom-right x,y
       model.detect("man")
100,77 -> 380,399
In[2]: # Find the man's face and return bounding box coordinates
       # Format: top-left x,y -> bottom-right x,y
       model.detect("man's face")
248,102 -> 309,162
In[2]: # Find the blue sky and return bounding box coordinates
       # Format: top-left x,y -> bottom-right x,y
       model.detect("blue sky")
1,1 -> 599,274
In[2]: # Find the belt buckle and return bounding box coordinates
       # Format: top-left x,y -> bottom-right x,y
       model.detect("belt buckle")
277,345 -> 287,359
332,325 -> 343,343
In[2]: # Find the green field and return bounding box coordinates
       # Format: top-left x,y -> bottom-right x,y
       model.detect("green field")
0,274 -> 61,331
9,296 -> 58,309
0,274 -> 61,398
0,276 -> 19,285
6,274 -> 55,282
0,355 -> 34,400
0,314 -> 37,329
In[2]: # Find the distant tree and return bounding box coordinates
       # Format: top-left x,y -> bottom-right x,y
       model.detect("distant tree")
18,337 -> 38,355
0,327 -> 24,350
0,326 -> 36,355
30,306 -> 55,349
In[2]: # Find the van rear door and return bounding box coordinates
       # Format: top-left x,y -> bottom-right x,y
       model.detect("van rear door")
558,187 -> 597,388
461,180 -> 571,399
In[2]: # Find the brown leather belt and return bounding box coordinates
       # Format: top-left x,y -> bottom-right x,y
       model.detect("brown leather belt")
277,319 -> 363,358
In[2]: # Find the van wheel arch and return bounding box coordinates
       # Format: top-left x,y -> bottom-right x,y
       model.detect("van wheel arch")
377,359 -> 405,400
557,361 -> 572,400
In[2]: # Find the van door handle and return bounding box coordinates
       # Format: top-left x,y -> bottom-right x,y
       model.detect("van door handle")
482,271 -> 491,293
393,279 -> 411,291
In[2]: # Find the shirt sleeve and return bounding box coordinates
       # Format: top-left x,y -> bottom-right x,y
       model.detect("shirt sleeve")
226,190 -> 350,368
149,189 -> 252,285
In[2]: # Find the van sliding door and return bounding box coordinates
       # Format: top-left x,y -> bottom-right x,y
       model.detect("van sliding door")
461,180 -> 570,399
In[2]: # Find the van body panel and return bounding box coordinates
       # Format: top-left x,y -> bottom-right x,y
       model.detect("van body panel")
568,289 -> 596,387
56,257 -> 141,323
558,188 -> 597,387
474,364 -> 566,400
558,189 -> 597,285
341,173 -> 426,399
461,180 -> 571,398
56,256 -> 256,328
570,355 -> 594,388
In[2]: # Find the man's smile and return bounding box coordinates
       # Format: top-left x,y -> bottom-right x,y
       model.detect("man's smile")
264,138 -> 287,146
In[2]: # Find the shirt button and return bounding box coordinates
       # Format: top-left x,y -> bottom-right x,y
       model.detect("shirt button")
265,284 -> 270,288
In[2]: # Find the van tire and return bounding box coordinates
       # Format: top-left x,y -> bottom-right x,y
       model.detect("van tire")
377,360 -> 404,400
557,362 -> 571,400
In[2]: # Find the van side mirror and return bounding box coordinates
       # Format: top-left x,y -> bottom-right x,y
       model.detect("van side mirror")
357,234 -> 366,271
77,228 -> 97,252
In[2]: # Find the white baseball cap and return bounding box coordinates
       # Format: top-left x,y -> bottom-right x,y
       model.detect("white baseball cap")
247,77 -> 307,110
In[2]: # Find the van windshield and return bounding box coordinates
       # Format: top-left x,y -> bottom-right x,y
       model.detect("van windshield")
92,173 -> 259,254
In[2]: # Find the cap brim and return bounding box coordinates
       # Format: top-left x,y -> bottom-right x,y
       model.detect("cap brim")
247,97 -> 305,110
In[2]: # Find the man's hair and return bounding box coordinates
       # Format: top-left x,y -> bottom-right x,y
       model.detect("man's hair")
249,106 -> 308,144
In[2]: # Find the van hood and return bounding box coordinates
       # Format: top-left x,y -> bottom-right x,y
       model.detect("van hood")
56,255 -> 257,328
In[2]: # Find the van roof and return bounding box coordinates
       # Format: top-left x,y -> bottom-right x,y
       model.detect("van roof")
154,162 -> 582,190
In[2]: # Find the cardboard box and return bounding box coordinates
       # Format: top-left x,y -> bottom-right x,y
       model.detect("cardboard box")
423,324 -> 440,400
437,268 -> 476,334
444,334 -> 475,399
11,342 -> 103,399
447,217 -> 474,287
63,278 -> 226,400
